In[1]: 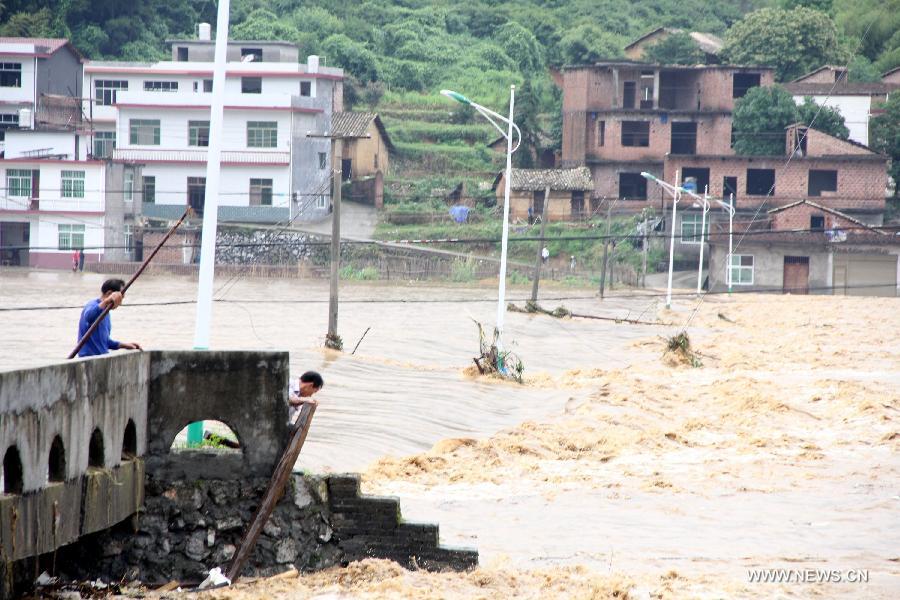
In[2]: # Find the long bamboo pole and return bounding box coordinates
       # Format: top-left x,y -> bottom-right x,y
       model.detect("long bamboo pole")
226,404 -> 317,583
68,207 -> 191,359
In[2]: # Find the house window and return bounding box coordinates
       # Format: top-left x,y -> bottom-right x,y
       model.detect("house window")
144,81 -> 178,92
618,173 -> 647,200
680,213 -> 708,244
203,79 -> 213,92
6,169 -> 33,197
247,121 -> 277,147
681,167 -> 710,195
142,175 -> 156,204
0,62 -> 22,87
728,254 -> 754,285
316,195 -> 328,209
242,77 -> 262,94
597,120 -> 605,146
249,178 -> 273,206
177,47 -> 189,61
124,224 -> 134,252
187,177 -> 206,213
639,71 -> 655,109
746,168 -> 775,196
241,48 -> 263,62
723,176 -> 738,202
733,73 -> 761,98
58,224 -> 85,250
810,215 -> 825,230
623,81 -> 636,109
93,131 -> 116,158
129,119 -> 161,145
124,171 -> 134,202
61,171 -> 85,198
300,81 -> 312,96
621,121 -> 650,147
808,169 -> 837,196
188,120 -> 210,147
94,80 -> 128,106
0,113 -> 19,139
318,152 -> 327,169
671,122 -> 697,155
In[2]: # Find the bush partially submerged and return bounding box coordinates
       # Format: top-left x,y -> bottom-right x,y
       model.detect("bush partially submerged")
472,321 -> 524,383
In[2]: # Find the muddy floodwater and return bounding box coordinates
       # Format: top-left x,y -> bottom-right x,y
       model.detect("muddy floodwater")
1,268 -> 898,598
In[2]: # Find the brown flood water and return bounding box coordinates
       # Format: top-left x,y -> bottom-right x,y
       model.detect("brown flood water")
1,268 -> 898,598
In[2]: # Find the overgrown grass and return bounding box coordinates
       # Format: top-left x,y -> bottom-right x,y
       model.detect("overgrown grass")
339,265 -> 380,280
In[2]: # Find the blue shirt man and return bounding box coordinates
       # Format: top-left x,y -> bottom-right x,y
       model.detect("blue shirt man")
77,278 -> 142,357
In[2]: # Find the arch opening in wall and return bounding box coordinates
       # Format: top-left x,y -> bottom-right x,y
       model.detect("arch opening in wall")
48,435 -> 66,482
170,420 -> 242,454
88,428 -> 105,468
122,419 -> 137,459
2,445 -> 24,494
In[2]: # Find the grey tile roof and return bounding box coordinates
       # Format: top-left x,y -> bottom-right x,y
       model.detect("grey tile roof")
493,167 -> 595,192
331,112 -> 395,152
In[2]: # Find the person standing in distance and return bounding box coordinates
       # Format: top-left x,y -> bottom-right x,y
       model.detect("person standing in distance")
77,278 -> 142,357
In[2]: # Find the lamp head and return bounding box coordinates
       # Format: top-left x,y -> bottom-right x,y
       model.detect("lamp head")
640,172 -> 657,182
440,89 -> 471,106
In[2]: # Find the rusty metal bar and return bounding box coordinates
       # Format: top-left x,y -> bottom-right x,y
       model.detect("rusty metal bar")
226,403 -> 317,583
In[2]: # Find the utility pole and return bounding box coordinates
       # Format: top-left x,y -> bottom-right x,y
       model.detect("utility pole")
326,139 -> 343,350
599,199 -> 612,298
641,212 -> 649,288
530,184 -> 550,302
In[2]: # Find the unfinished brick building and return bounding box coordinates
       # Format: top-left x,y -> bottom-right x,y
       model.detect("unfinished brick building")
559,61 -> 775,207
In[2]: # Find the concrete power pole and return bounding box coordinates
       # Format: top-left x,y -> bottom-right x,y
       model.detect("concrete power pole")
530,184 -> 551,302
326,139 -> 343,349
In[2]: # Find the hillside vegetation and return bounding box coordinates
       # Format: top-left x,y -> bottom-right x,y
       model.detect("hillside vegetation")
1,0 -> 895,184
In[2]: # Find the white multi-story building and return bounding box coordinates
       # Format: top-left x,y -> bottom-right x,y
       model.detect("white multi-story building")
83,32 -> 343,225
785,65 -> 899,147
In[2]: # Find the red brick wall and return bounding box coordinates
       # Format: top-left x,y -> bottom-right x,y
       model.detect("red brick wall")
795,68 -> 841,84
883,70 -> 900,85
770,202 -> 861,231
663,155 -> 887,213
803,128 -> 873,156
143,230 -> 199,264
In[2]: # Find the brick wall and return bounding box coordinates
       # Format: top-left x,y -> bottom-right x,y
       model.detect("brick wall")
584,114 -> 733,161
142,230 -> 200,265
769,202 -> 863,231
508,190 -> 582,221
664,155 -> 887,213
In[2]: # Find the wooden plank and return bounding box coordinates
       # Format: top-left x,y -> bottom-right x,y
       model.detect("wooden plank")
225,404 -> 317,583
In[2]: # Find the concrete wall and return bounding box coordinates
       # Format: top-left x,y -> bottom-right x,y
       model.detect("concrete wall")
342,121 -> 390,178
38,48 -> 83,99
792,95 -> 872,146
144,351 -> 291,480
0,51 -> 36,105
0,353 -> 148,565
708,242 -> 830,293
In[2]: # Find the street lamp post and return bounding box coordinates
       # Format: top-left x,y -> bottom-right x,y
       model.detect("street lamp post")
441,87 -> 520,355
716,193 -> 735,293
694,187 -> 710,295
641,171 -> 681,309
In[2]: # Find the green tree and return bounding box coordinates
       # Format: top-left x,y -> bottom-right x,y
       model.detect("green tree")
732,85 -> 800,155
495,21 -> 543,73
722,7 -> 848,81
557,24 -> 623,66
796,97 -> 849,139
322,34 -> 379,83
0,8 -> 55,36
847,56 -> 881,83
643,32 -> 704,65
231,9 -> 300,42
780,0 -> 833,14
870,95 -> 900,196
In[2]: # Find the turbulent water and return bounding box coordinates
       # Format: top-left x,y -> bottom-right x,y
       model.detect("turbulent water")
2,269 -> 898,598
